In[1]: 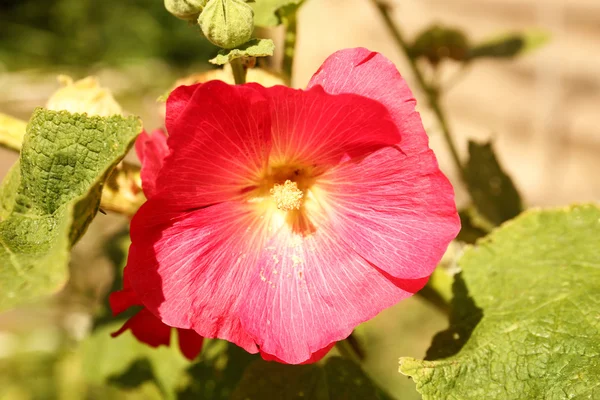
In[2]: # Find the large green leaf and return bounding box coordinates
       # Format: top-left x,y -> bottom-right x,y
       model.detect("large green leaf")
400,204 -> 600,399
464,141 -> 523,226
232,356 -> 393,400
0,108 -> 140,311
251,0 -> 303,27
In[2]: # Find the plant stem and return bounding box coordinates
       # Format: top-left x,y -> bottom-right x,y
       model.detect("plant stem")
373,1 -> 465,180
416,284 -> 451,317
335,338 -> 361,364
281,9 -> 298,85
230,58 -> 247,85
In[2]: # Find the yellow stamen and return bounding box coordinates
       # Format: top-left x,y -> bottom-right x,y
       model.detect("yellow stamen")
270,180 -> 303,211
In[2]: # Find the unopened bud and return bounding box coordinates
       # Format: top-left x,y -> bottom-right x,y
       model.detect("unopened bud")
164,0 -> 208,21
46,76 -> 122,116
198,0 -> 254,49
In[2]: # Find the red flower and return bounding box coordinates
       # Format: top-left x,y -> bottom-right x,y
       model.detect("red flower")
120,48 -> 459,364
109,129 -> 204,361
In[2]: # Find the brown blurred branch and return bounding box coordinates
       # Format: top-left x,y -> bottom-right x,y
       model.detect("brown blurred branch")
373,1 -> 466,181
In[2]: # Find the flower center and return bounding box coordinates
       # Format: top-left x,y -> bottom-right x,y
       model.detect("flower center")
270,180 -> 303,211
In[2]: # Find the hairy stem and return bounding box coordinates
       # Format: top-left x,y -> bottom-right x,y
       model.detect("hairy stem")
281,8 -> 298,85
373,1 -> 465,180
230,58 -> 247,85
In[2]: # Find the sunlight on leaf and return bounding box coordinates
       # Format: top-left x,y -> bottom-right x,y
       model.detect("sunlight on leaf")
400,204 -> 600,399
0,109 -> 140,312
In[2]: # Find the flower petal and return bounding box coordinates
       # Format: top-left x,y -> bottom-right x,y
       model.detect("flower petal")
110,308 -> 172,349
177,328 -> 204,361
110,268 -> 204,360
317,146 -> 460,280
109,285 -> 140,315
165,84 -> 197,129
251,84 -> 400,167
157,81 -> 272,209
307,48 -> 428,154
135,129 -> 169,199
260,342 -> 335,364
236,207 -> 428,364
127,198 -> 268,354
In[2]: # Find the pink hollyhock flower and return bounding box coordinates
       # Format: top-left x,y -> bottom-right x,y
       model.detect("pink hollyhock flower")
120,48 -> 460,364
109,129 -> 204,361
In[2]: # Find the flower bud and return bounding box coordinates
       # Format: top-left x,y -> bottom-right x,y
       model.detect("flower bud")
198,0 -> 254,49
46,75 -> 122,117
164,0 -> 208,21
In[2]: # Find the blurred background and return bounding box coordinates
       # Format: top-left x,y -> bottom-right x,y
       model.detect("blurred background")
0,0 -> 599,399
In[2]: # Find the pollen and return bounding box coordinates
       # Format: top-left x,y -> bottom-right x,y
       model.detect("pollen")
270,180 -> 304,211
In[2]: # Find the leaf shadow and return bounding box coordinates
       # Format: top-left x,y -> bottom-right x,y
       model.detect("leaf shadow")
424,272 -> 483,360
107,358 -> 155,389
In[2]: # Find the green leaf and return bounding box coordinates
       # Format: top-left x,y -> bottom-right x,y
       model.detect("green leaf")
464,141 -> 523,226
251,0 -> 303,27
82,322 -> 188,400
0,108 -> 141,312
409,25 -> 470,65
456,208 -> 488,244
0,163 -> 20,221
468,30 -> 550,60
0,112 -> 27,151
400,204 -> 600,399
178,340 -> 258,400
209,38 -> 275,65
231,357 -> 392,400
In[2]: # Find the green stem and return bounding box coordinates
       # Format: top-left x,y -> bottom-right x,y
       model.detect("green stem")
281,9 -> 298,85
335,338 -> 361,364
416,284 -> 451,316
230,58 -> 247,85
373,1 -> 465,180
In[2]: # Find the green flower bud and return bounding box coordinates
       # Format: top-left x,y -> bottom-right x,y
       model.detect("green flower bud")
164,0 -> 208,21
198,0 -> 254,49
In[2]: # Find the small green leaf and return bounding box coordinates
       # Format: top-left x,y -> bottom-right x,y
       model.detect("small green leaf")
231,357 -> 392,400
468,30 -> 550,60
409,25 -> 470,65
82,322 -> 188,400
251,0 -> 303,27
209,38 -> 275,65
400,204 -> 600,399
464,141 -> 523,226
0,108 -> 141,311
